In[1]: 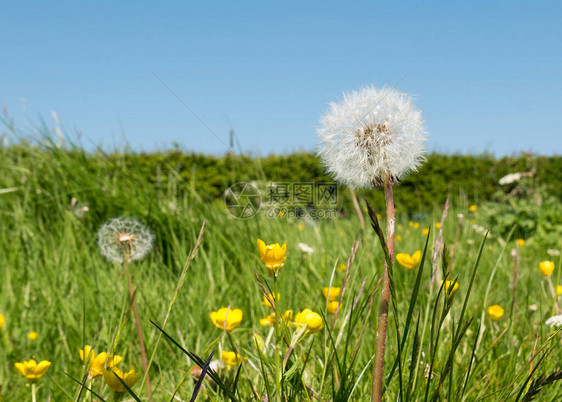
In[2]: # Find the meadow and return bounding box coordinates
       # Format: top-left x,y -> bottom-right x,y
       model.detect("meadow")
0,134 -> 561,401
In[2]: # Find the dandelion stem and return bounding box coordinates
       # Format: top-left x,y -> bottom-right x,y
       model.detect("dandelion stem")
371,172 -> 395,402
124,257 -> 152,401
31,383 -> 37,402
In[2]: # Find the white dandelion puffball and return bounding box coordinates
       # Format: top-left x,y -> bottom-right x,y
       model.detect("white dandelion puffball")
498,173 -> 522,186
297,242 -> 315,255
545,314 -> 562,328
97,217 -> 154,263
317,86 -> 426,188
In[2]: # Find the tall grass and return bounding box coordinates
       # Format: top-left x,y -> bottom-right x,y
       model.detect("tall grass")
0,132 -> 560,400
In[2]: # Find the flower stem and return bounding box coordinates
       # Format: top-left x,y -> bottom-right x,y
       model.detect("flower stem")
124,257 -> 152,401
273,276 -> 282,401
31,383 -> 37,402
371,172 -> 395,402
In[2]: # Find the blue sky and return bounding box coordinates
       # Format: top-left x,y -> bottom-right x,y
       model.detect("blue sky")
1,1 -> 561,155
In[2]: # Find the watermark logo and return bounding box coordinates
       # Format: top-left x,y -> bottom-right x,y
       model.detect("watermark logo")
224,182 -> 338,219
224,182 -> 262,219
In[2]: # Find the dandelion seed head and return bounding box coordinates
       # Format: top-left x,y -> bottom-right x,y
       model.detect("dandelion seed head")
97,217 -> 154,263
317,85 -> 426,188
545,314 -> 562,327
498,172 -> 522,186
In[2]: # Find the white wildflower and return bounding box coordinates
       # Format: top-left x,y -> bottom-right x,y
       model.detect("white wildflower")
98,217 -> 154,263
498,172 -> 522,185
528,304 -> 538,311
547,249 -> 561,257
545,314 -> 562,327
297,242 -> 314,255
317,86 -> 426,188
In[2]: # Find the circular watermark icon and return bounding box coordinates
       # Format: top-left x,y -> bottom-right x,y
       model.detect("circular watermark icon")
223,182 -> 261,219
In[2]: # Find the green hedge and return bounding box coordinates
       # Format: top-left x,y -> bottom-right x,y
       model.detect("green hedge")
2,143 -> 561,214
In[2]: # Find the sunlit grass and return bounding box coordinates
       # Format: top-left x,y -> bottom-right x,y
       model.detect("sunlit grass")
0,136 -> 560,400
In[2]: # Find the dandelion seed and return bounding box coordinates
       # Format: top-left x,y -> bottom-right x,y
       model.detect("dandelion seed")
547,249 -> 561,257
545,314 -> 562,328
97,217 -> 154,263
499,172 -> 522,185
317,85 -> 426,188
297,242 -> 314,255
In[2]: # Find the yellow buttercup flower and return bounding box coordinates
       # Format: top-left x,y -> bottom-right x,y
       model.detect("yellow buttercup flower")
539,261 -> 555,277
337,263 -> 347,272
422,228 -> 429,236
413,222 -> 420,229
396,250 -> 422,270
257,239 -> 287,276
294,309 -> 324,334
322,287 -> 341,301
103,367 -> 140,392
259,310 -> 293,326
396,235 -> 402,243
0,314 -> 4,328
297,224 -> 305,231
516,238 -> 525,247
220,351 -> 246,370
261,292 -> 280,308
408,221 -> 414,227
28,331 -> 38,341
397,224 -> 403,230
327,301 -> 340,314
80,345 -> 123,378
469,205 -> 477,212
210,307 -> 243,331
556,285 -> 562,297
14,360 -> 51,382
487,305 -> 504,321
259,313 -> 275,326
435,222 -> 441,229
441,280 -> 459,295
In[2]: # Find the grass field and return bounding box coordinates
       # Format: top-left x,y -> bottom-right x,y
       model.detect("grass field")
0,137 -> 561,401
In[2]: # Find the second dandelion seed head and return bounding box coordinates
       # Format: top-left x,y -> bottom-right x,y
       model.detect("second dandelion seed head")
97,217 -> 154,263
